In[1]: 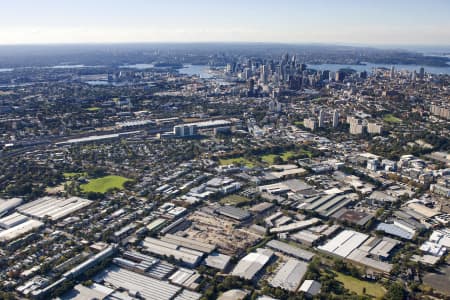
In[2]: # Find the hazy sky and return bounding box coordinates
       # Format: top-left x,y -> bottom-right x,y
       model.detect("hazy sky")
1,0 -> 449,45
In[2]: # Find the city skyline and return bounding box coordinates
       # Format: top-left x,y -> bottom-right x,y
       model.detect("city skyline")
1,0 -> 450,46
1,2 -> 450,299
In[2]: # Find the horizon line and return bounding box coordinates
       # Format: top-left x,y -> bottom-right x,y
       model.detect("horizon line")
0,41 -> 449,49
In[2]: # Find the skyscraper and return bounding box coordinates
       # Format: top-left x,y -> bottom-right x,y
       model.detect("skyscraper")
419,67 -> 425,79
318,110 -> 325,128
248,79 -> 255,96
332,110 -> 339,128
243,68 -> 252,80
261,65 -> 268,84
335,71 -> 344,82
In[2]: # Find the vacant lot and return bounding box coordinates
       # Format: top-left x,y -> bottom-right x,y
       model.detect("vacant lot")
80,175 -> 131,193
219,194 -> 251,206
423,259 -> 450,296
335,272 -> 385,299
219,157 -> 255,168
185,211 -> 260,255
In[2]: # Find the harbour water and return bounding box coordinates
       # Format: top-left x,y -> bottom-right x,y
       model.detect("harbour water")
179,64 -> 214,78
308,62 -> 450,75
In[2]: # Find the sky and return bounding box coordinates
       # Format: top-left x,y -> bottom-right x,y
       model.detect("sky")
0,0 -> 449,46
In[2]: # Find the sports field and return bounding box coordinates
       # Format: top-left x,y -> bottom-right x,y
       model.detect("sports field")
80,175 -> 131,193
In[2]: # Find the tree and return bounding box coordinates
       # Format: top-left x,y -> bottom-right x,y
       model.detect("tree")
384,283 -> 406,300
273,155 -> 283,164
82,280 -> 93,287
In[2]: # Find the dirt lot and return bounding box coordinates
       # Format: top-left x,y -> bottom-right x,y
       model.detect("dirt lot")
183,211 -> 261,255
423,257 -> 450,295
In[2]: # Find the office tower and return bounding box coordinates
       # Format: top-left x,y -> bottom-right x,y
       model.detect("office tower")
412,70 -> 417,81
281,64 -> 287,82
288,76 -> 302,90
329,71 -> 335,81
276,65 -> 282,77
269,61 -> 275,73
300,63 -> 307,72
226,63 -> 233,73
248,79 -> 255,96
390,66 -> 395,78
335,71 -> 344,82
318,110 -> 325,128
261,65 -> 268,84
332,110 -> 339,128
359,71 -> 367,79
419,67 -> 425,79
282,53 -> 289,64
243,68 -> 252,80
174,124 -> 197,137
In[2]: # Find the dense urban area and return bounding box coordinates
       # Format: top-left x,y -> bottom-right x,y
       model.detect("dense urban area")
0,44 -> 449,300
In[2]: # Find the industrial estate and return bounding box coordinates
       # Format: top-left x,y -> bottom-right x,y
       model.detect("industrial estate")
0,43 -> 449,300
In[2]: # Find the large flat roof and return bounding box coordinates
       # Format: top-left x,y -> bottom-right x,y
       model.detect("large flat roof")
269,218 -> 320,234
232,248 -> 273,280
376,223 -> 414,240
0,219 -> 43,242
187,119 -> 231,128
216,206 -> 251,221
95,266 -> 181,300
266,240 -> 315,261
161,234 -> 216,253
0,198 -> 22,215
270,258 -> 308,291
17,196 -> 92,221
142,237 -> 203,266
318,230 -> 369,258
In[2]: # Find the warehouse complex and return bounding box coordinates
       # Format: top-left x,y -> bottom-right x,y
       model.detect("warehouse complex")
17,196 -> 92,221
232,249 -> 274,280
318,230 -> 397,274
270,258 -> 308,291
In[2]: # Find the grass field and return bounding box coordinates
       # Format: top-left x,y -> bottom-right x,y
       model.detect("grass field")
335,272 -> 385,299
298,149 -> 312,158
219,157 -> 255,168
80,175 -> 131,193
63,172 -> 87,179
260,154 -> 279,164
281,151 -> 296,161
86,107 -> 101,111
383,114 -> 402,123
261,150 -> 312,164
219,194 -> 251,205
